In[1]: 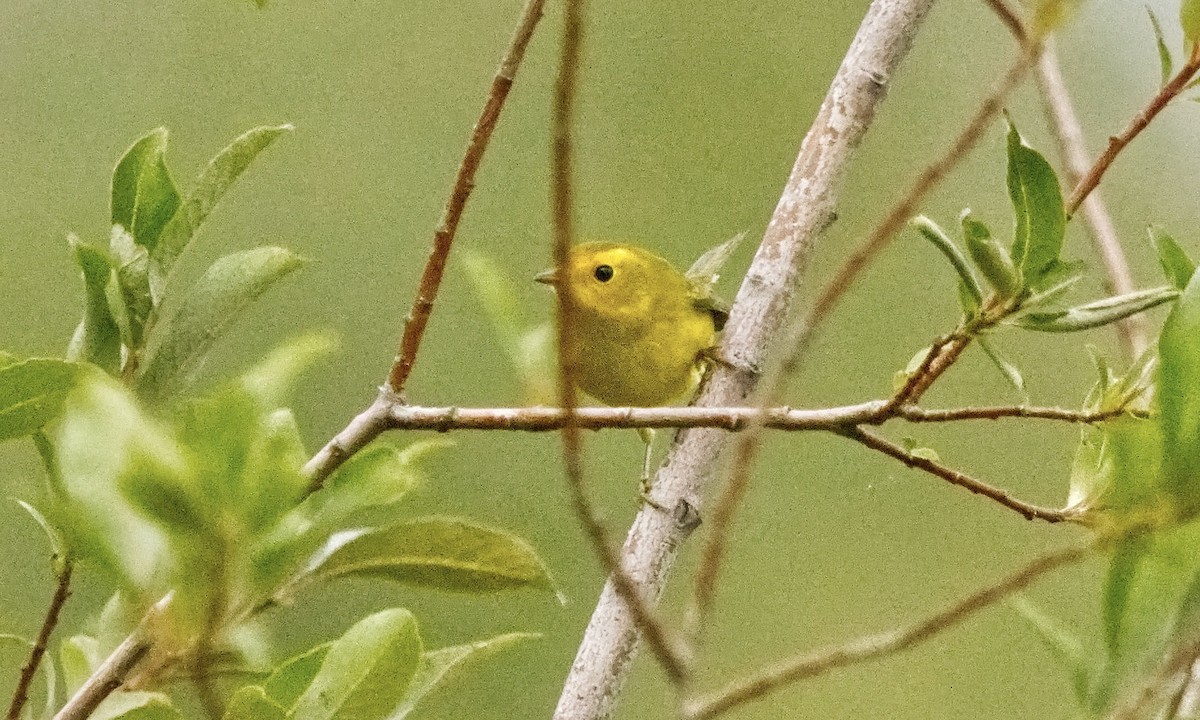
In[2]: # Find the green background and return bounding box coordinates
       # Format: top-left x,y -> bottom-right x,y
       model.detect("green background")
2,0 -> 1198,717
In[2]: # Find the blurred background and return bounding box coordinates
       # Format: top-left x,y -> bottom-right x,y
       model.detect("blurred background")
2,0 -> 1198,717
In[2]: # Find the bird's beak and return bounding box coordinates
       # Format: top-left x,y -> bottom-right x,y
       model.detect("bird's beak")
534,269 -> 558,285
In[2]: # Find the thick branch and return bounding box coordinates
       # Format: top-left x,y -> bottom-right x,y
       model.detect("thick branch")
553,1 -> 939,717
683,542 -> 1093,720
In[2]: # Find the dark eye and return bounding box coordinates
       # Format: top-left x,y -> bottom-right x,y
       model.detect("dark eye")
594,264 -> 614,282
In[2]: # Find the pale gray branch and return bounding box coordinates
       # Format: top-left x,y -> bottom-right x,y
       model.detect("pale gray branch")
552,1 -> 939,717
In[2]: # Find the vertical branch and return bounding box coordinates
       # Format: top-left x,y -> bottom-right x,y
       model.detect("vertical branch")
1035,41 -> 1145,358
387,0 -> 549,394
553,1 -> 939,718
6,560 -> 73,720
549,0 -> 688,686
689,35 -> 1040,642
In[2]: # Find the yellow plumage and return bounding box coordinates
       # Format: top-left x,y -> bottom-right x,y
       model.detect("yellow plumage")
536,242 -> 728,407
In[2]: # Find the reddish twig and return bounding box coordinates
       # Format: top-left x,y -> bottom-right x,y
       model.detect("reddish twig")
6,559 -> 73,720
549,0 -> 689,684
1065,41 -> 1200,217
683,541 -> 1093,720
387,0 -> 548,394
842,426 -> 1074,523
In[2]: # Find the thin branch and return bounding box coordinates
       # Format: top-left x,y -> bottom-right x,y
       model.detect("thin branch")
1036,40 -> 1145,358
896,403 -> 1139,423
303,391 -> 393,492
50,594 -> 169,720
686,48 -> 1041,632
554,1 -> 939,717
387,0 -> 549,394
549,0 -> 689,686
842,427 -> 1075,523
792,43 -> 1040,365
1066,41 -> 1200,217
7,559 -> 73,720
682,542 -> 1093,720
362,401 -> 1133,431
979,0 -> 1028,46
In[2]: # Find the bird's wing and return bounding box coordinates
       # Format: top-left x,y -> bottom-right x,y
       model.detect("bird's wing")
691,291 -> 731,331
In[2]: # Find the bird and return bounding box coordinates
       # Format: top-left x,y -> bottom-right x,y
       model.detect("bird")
534,235 -> 742,492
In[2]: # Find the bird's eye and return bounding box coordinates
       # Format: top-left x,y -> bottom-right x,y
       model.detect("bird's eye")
594,264 -> 614,282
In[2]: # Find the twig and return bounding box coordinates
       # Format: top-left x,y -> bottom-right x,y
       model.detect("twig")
51,594 -> 170,720
289,401 -> 1135,431
387,0 -> 549,394
7,559 -> 73,720
979,0 -> 1027,46
790,43 -> 1040,367
842,427 -> 1074,523
303,391 -> 393,492
1036,41 -> 1145,358
682,542 -> 1093,720
686,47 -> 1041,631
1066,41 -> 1200,217
549,0 -> 689,686
554,1 -> 939,717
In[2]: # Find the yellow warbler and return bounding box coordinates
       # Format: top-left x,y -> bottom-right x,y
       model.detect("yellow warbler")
534,237 -> 741,407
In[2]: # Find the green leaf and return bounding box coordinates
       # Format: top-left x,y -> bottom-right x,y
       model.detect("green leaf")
459,250 -> 554,404
305,517 -> 557,596
289,609 -> 423,720
137,247 -> 307,402
1149,225 -> 1195,291
15,499 -> 69,573
1104,536 -> 1147,657
1147,7 -> 1174,88
61,635 -> 100,695
1009,598 -> 1094,708
151,125 -> 293,283
301,443 -> 431,529
66,237 -> 122,374
1159,268 -> 1200,508
0,359 -> 80,441
225,686 -> 286,720
54,376 -> 175,589
685,231 -> 746,293
1005,117 -> 1066,286
977,336 -> 1026,398
239,332 -> 337,409
911,215 -> 983,314
109,225 -> 153,349
389,633 -> 537,719
1012,286 -> 1179,333
959,211 -> 1018,298
111,128 -> 181,251
1019,263 -> 1084,310
264,643 -> 330,711
91,691 -> 183,720
1183,0 -> 1200,45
